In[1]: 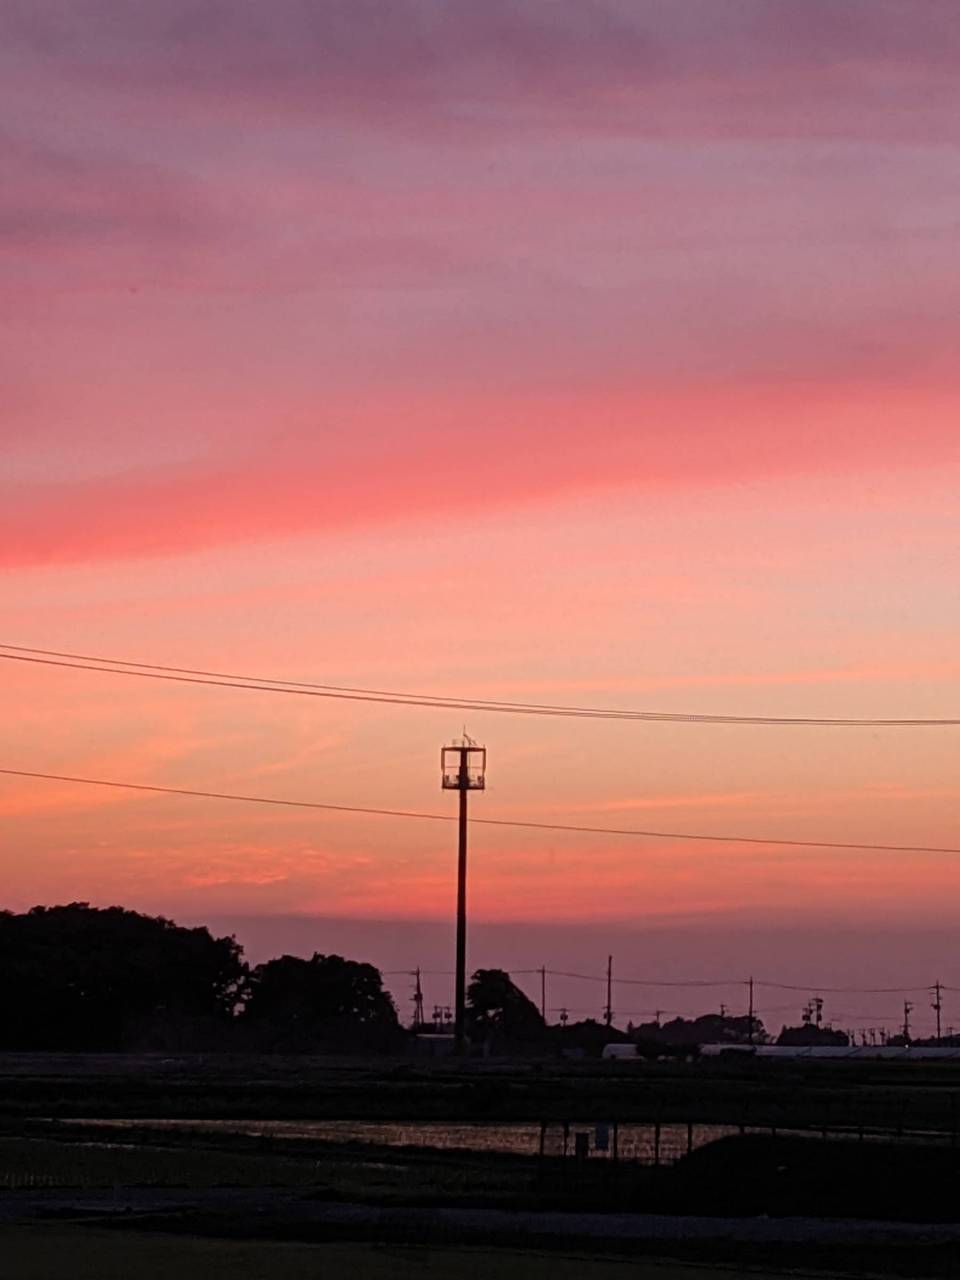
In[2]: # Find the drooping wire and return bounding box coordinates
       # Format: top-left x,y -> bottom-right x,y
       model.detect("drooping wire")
2,644 -> 957,726
2,766 -> 958,856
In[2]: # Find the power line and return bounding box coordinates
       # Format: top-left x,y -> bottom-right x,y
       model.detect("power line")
2,765 -> 959,856
2,643 -> 957,727
549,971 -> 941,995
396,968 -> 936,1001
549,969 -> 745,987
0,767 -> 457,824
755,980 -> 936,994
394,968 -> 948,1024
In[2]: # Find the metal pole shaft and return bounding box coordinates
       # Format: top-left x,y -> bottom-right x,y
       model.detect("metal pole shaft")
748,976 -> 755,1044
454,783 -> 468,1048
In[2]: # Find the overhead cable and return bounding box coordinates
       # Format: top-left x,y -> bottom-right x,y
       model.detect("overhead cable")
2,766 -> 957,856
1,644 -> 956,727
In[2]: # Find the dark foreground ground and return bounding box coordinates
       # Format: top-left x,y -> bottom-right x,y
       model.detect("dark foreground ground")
0,1228 -> 848,1280
5,1202 -> 960,1279
4,1052 -> 960,1277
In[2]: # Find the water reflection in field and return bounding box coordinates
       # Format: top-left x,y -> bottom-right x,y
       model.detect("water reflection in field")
80,1118 -> 741,1164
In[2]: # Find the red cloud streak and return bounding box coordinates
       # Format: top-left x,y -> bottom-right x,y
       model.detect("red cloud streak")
6,381 -> 958,568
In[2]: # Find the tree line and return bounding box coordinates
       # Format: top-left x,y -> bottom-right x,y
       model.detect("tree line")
0,904 -> 397,1052
0,904 -> 897,1053
0,904 -> 561,1053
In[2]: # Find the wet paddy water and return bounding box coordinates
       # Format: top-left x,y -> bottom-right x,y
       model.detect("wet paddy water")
78,1118 -> 742,1163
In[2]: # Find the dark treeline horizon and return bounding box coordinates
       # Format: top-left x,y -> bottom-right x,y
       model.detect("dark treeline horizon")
1,901 -> 938,1055
196,910 -> 958,1045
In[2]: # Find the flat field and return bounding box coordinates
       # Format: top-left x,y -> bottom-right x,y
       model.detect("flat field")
0,1230 -> 760,1280
1,1051 -> 959,1133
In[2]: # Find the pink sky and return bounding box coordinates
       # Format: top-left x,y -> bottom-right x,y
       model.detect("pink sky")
3,3 -> 960,1011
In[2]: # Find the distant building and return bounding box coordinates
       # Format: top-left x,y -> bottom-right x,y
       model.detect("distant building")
410,1033 -> 456,1058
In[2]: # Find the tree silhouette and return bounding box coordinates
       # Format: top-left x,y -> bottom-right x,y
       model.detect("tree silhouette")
0,903 -> 245,1050
242,953 -> 399,1050
777,1022 -> 849,1047
632,1013 -> 766,1048
466,968 -> 544,1044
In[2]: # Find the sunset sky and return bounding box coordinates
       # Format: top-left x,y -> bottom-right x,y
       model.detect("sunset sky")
3,2 -> 959,1028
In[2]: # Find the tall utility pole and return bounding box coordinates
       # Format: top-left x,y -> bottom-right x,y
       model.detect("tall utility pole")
604,955 -> 613,1027
932,981 -> 943,1044
540,966 -> 547,1024
441,737 -> 486,1050
903,1000 -> 913,1043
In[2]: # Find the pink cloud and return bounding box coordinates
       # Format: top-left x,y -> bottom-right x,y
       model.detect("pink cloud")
470,659 -> 960,698
6,2 -> 959,143
4,379 -> 957,568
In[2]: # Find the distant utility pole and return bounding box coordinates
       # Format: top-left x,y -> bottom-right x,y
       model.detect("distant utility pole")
441,736 -> 486,1050
540,966 -> 547,1024
903,1001 -> 913,1043
747,976 -> 755,1044
412,967 -> 425,1029
604,955 -> 613,1027
932,981 -> 943,1044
